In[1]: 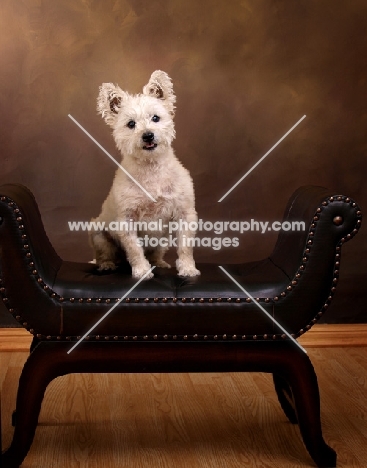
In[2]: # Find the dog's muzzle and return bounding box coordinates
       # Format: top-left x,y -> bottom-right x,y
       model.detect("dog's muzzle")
142,132 -> 157,151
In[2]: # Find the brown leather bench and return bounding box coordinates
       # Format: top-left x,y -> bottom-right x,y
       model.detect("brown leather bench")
0,184 -> 362,467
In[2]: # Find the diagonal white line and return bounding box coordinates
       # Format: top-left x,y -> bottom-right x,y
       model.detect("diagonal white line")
67,266 -> 156,354
68,114 -> 157,202
218,266 -> 307,354
218,115 -> 306,202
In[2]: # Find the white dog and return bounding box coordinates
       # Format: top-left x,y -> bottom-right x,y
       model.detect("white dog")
89,70 -> 200,280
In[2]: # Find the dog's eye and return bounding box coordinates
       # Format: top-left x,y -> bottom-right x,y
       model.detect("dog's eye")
152,115 -> 160,123
127,120 -> 136,129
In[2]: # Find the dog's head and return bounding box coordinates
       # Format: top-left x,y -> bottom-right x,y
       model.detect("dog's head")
97,71 -> 176,159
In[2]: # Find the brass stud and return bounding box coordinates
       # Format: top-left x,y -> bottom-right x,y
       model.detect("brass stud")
333,216 -> 343,226
217,297 -> 222,302
70,298 -> 75,303
144,335 -> 148,340
134,298 -> 139,302
124,336 -> 129,340
242,335 -> 246,340
133,336 -> 138,340
227,297 -> 232,302
26,252 -> 31,258
96,335 -> 100,340
173,298 -> 177,302
114,336 -> 118,340
213,335 -> 218,340
263,334 -> 268,339
144,298 -> 149,302
253,335 -> 257,340
265,298 -> 270,302
163,298 -> 168,302
125,298 -> 130,303
154,298 -> 159,302
79,298 -> 83,303
287,286 -> 292,291
193,334 -> 198,339
191,298 -> 195,302
232,334 -> 237,340
274,296 -> 279,301
280,292 -> 286,297
106,298 -> 111,303
164,334 -> 168,339
281,334 -> 286,339
87,298 -> 92,303
203,335 -> 208,340
222,334 -> 227,339
154,335 -> 158,340
209,298 -> 213,302
59,297 -> 64,302
47,335 -> 52,340
246,298 -> 251,303
181,297 -> 186,303
22,321 -> 28,327
199,298 -> 204,303
173,335 -> 177,340
183,335 -> 188,340
236,298 -> 241,302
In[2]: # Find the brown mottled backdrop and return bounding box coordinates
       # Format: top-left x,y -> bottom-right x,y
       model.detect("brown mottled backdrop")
0,0 -> 366,325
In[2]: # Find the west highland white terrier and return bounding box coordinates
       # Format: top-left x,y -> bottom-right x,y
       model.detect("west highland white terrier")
89,70 -> 200,280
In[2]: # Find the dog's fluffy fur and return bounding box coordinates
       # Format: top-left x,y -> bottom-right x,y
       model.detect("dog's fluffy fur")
89,70 -> 200,280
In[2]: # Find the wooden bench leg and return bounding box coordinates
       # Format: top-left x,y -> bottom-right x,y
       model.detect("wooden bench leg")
275,349 -> 337,468
2,344 -> 61,468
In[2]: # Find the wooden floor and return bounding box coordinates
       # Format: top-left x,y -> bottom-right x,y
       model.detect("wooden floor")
1,347 -> 367,467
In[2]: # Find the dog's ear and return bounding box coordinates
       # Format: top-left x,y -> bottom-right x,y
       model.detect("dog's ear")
143,70 -> 176,116
97,83 -> 126,127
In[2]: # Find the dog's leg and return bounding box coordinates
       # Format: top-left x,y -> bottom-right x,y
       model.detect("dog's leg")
89,230 -> 118,271
175,211 -> 200,277
118,231 -> 154,279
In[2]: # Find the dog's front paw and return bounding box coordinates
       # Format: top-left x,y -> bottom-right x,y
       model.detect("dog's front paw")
97,261 -> 117,271
176,259 -> 201,277
132,263 -> 154,280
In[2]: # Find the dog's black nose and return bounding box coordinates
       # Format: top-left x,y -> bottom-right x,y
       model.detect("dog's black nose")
142,132 -> 154,143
